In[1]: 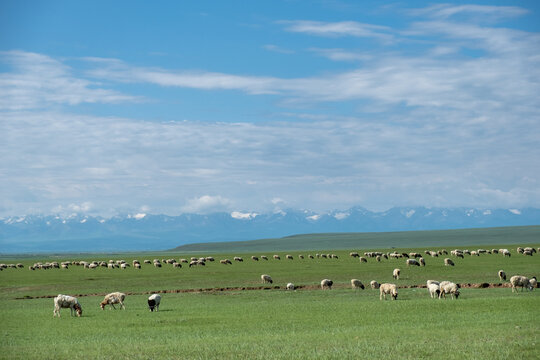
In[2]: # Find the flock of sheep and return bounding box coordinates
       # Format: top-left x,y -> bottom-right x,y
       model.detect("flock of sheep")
53,291 -> 162,317
4,245 -> 535,273
3,245 -> 537,318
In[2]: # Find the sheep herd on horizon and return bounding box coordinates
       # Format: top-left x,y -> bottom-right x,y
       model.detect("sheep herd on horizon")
1,246 -> 537,318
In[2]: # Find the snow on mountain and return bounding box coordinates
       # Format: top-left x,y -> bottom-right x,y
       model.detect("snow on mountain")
1,207 -> 539,253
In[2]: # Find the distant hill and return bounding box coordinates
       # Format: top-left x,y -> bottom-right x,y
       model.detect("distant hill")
1,207 -> 540,253
172,226 -> 540,253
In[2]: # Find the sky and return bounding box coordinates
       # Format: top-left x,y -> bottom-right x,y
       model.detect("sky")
1,0 -> 539,218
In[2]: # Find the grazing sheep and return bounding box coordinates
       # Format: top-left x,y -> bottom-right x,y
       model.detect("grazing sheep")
439,281 -> 460,299
376,255 -> 381,262
428,283 -> 441,299
234,257 -> 243,262
351,279 -> 365,290
251,256 -> 259,261
273,255 -> 280,260
498,270 -> 506,281
261,274 -> 273,284
379,283 -> 398,300
419,257 -> 426,266
406,259 -> 420,267
349,252 -> 360,258
359,257 -> 367,263
321,279 -> 333,290
426,280 -> 440,287
286,255 -> 293,260
510,275 -> 533,293
220,259 -> 232,265
173,262 -> 182,268
502,250 -> 511,257
299,255 -> 304,259
261,256 -> 268,260
308,255 -> 314,259
529,277 -> 537,289
392,268 -> 401,280
286,283 -> 295,291
517,247 -> 524,254
370,280 -> 380,289
444,258 -> 455,266
100,292 -> 126,310
523,250 -> 533,256
53,294 -> 82,317
148,294 -> 161,312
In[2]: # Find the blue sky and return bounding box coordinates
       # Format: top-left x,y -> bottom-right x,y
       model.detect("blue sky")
1,0 -> 539,217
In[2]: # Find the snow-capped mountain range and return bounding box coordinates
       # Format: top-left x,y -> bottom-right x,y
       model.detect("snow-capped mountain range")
1,207 -> 540,253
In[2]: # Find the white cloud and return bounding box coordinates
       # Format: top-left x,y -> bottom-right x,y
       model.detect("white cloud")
309,48 -> 372,62
0,51 -> 138,110
180,195 -> 232,214
410,4 -> 528,21
2,108 -> 539,217
280,20 -> 394,42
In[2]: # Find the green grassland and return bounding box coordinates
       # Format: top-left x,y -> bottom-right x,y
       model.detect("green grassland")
173,225 -> 540,252
0,228 -> 539,359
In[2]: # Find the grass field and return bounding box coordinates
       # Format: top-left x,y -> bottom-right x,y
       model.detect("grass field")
1,231 -> 538,359
173,225 -> 540,252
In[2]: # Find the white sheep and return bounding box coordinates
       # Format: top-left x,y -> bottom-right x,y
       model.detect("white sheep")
529,277 -> 537,290
351,279 -> 365,290
510,275 -> 533,293
261,274 -> 273,284
100,292 -> 126,310
393,268 -> 401,280
426,280 -> 440,287
379,283 -> 398,300
419,257 -> 426,266
286,283 -> 295,290
427,283 -> 441,299
53,294 -> 82,317
406,259 -> 420,266
148,294 -> 161,312
439,281 -> 460,299
444,258 -> 455,266
498,270 -> 506,281
321,279 -> 333,290
370,280 -> 380,289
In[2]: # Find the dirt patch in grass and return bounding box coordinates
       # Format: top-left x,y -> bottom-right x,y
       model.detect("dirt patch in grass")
14,282 -> 516,299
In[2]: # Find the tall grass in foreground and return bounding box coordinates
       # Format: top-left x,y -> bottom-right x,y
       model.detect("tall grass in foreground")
0,288 -> 537,359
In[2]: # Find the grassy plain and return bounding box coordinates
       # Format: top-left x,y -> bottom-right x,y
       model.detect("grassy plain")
0,229 -> 538,359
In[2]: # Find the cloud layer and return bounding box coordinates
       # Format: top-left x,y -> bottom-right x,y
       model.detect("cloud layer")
1,3 -> 539,217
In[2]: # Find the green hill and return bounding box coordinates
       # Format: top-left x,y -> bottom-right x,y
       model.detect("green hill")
172,225 -> 540,253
